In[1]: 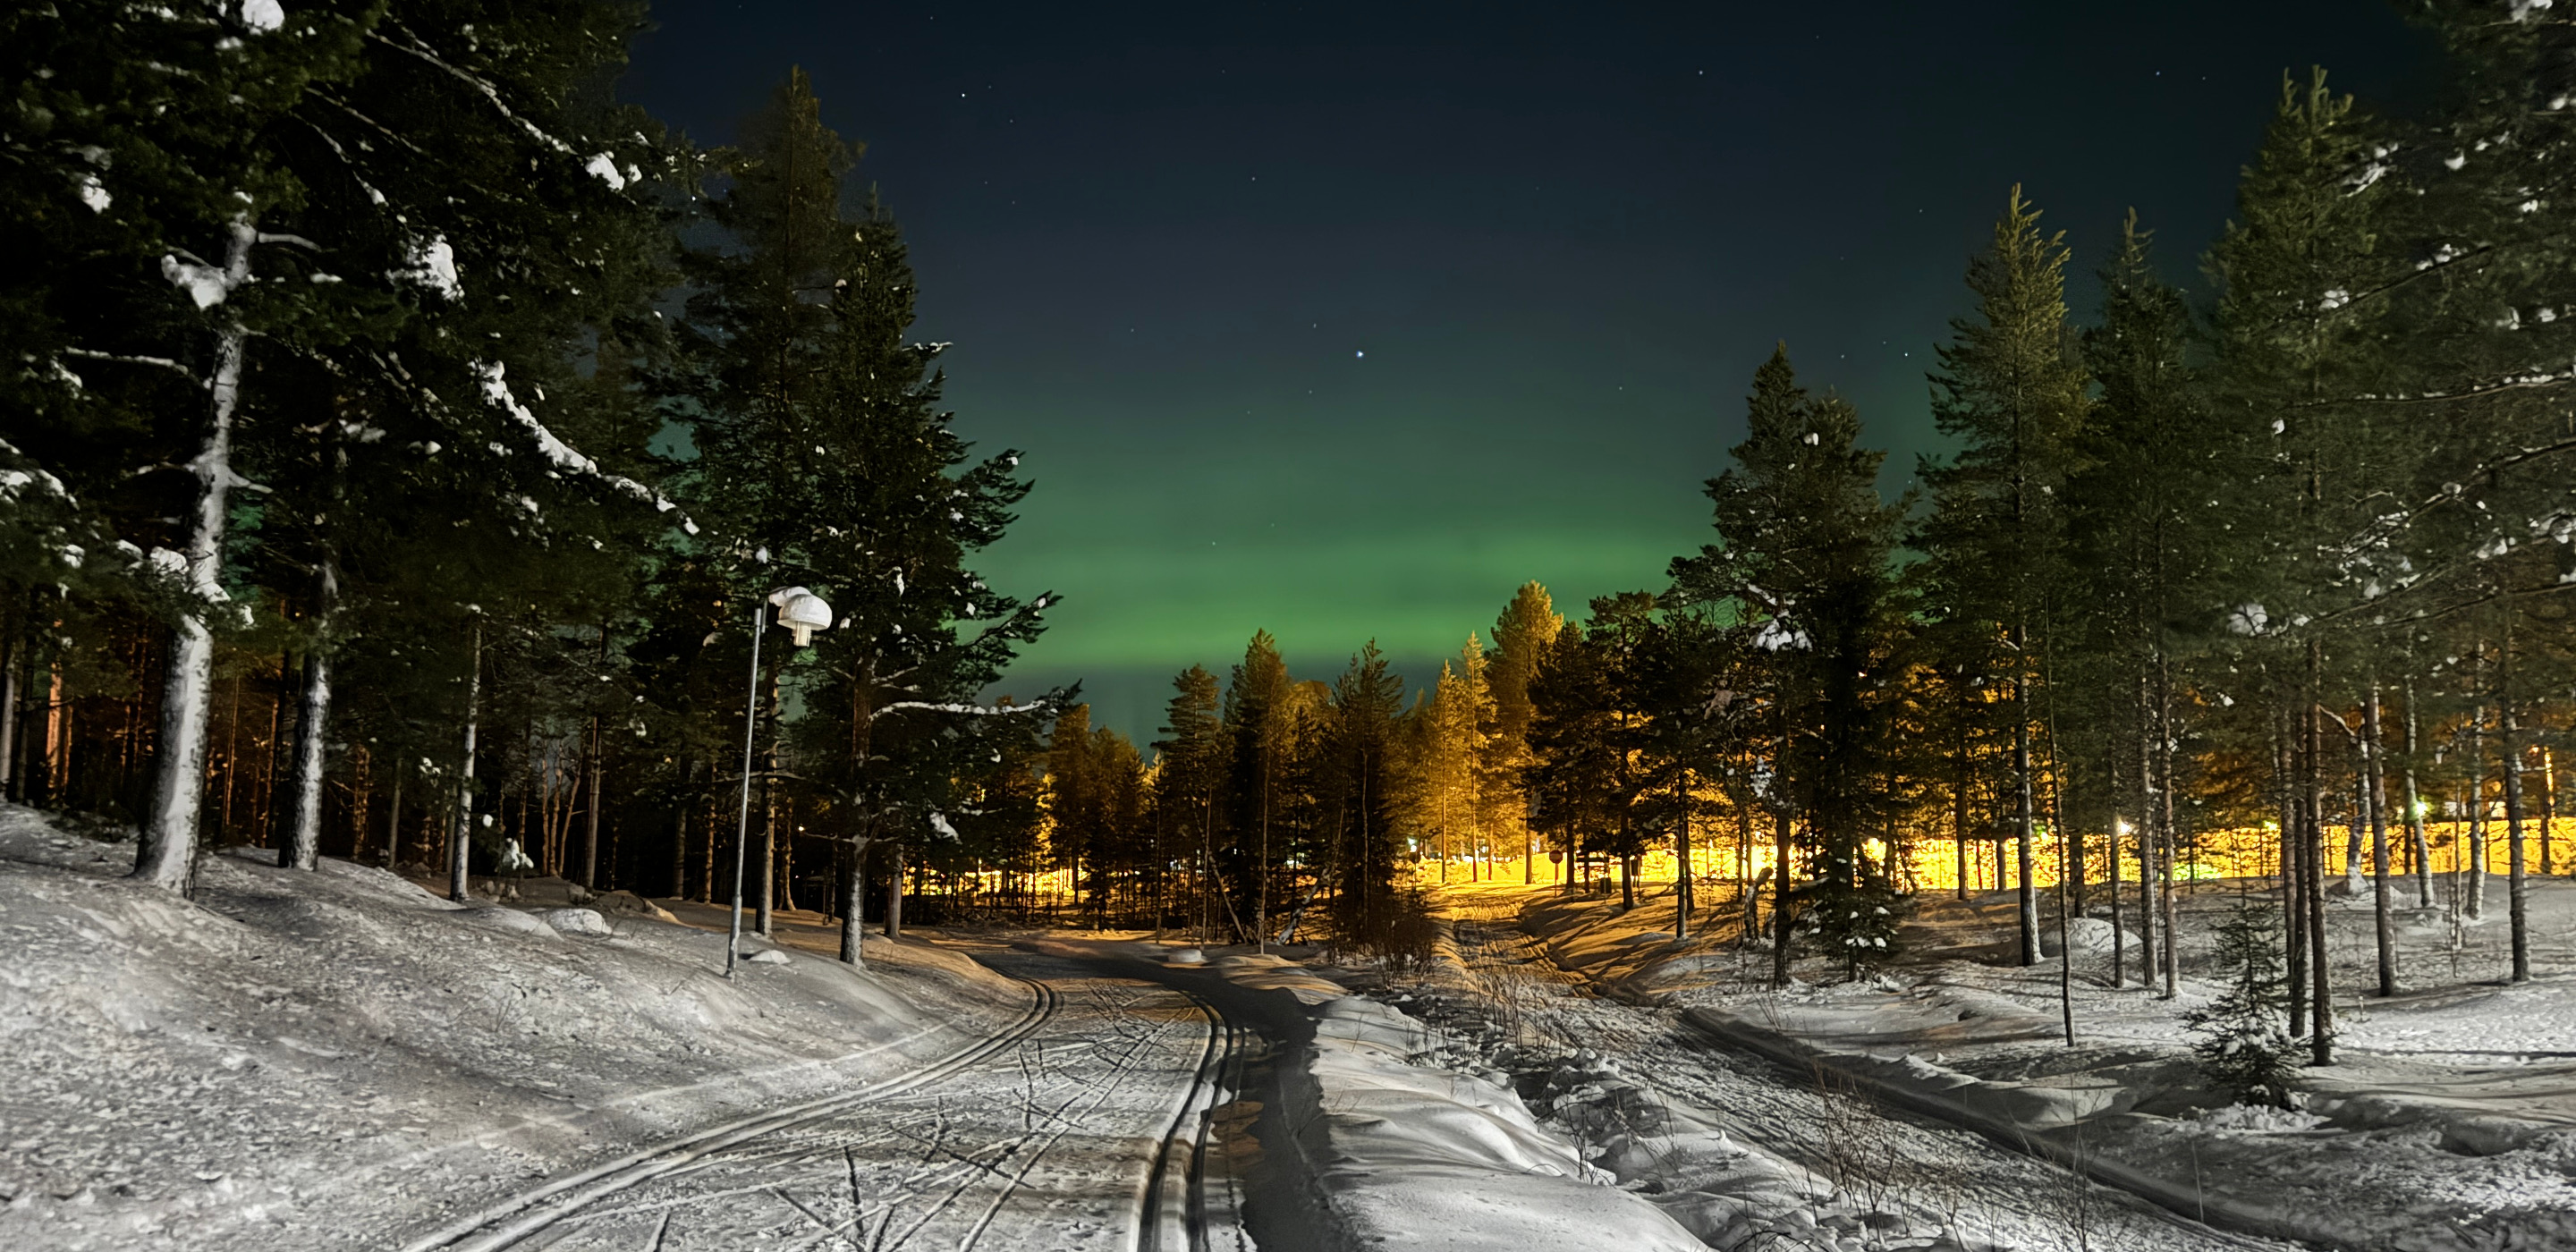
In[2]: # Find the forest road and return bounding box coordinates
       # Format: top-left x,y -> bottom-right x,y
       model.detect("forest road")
401,949 -> 1258,1252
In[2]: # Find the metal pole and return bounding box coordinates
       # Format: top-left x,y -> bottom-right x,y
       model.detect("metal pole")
726,600 -> 765,977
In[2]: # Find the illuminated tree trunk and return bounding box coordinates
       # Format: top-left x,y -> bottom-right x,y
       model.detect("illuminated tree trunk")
2366,682 -> 2395,997
135,218 -> 257,895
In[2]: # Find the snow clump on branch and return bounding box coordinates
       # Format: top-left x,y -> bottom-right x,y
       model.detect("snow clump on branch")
472,361 -> 699,535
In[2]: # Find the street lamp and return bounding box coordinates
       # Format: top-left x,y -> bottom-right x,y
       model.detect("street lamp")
728,585 -> 833,977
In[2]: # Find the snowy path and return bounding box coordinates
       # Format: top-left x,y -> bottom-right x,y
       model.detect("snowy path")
1445,907 -> 2300,1252
400,952 -> 1251,1252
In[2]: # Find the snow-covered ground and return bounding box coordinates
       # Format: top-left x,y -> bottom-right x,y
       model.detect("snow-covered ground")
1439,873 -> 2576,1252
0,802 -> 1707,1252
0,805 -> 1208,1252
25,790 -> 2564,1252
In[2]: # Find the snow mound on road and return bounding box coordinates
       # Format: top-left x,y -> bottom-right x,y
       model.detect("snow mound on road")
1290,995 -> 1705,1252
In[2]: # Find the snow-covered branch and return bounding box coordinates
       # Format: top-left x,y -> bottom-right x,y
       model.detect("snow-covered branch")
869,699 -> 1051,721
369,25 -> 573,156
473,361 -> 698,534
61,348 -> 198,379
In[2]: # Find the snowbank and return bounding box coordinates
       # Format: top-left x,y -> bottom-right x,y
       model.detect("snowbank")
0,804 -> 1025,1252
1497,877 -> 2576,1252
1074,943 -> 1699,1252
1284,994 -> 1705,1252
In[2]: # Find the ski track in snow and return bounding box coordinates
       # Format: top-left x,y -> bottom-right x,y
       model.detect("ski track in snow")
406,954 -> 1250,1252
1442,905 -> 2299,1252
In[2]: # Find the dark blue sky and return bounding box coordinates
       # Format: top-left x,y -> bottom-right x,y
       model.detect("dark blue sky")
623,2 -> 2430,743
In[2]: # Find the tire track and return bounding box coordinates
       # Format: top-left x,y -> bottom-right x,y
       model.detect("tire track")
401,977 -> 1058,1252
1133,987 -> 1248,1252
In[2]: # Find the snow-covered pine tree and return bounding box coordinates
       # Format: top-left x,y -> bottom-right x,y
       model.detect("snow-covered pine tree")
0,0 -> 382,891
2207,69 -> 2406,1060
2182,898 -> 2297,1109
680,70 -> 1057,961
247,0 -> 685,892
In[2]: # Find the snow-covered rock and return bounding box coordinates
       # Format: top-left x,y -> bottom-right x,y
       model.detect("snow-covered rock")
589,888 -> 682,924
457,905 -> 556,938
2037,916 -> 2117,957
744,947 -> 790,965
538,907 -> 611,937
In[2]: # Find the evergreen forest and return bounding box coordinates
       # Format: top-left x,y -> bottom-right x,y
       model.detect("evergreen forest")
9,0 -> 2576,1062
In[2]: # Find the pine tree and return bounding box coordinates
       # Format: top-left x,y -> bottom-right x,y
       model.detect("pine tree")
2183,899 -> 2298,1109
1487,581 -> 1561,882
1154,664 -> 1226,938
1327,641 -> 1404,944
2070,214 -> 2239,996
682,71 -> 1057,959
1674,344 -> 1908,979
1915,189 -> 2094,967
2208,70 -> 2405,1059
1223,630 -> 1292,945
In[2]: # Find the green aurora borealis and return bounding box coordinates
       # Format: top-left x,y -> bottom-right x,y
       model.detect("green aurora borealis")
623,2 -> 2428,740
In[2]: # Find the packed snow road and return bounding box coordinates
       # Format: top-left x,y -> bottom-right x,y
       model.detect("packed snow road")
1444,909 -> 2299,1252
402,951 -> 1251,1252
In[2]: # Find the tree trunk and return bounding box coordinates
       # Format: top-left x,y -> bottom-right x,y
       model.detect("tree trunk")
883,842 -> 905,940
1772,810 -> 1793,987
2140,714 -> 2161,993
449,625 -> 482,902
2540,748 -> 2556,878
1953,696 -> 1971,902
2015,664 -> 2038,967
2306,650 -> 2334,1064
2469,698 -> 2488,920
2405,687 -> 2432,908
582,718 -> 604,888
2502,618 -> 2529,984
0,611 -> 19,801
2366,682 -> 2395,997
2286,709 -> 2309,1042
134,221 -> 257,893
756,668 -> 780,936
283,551 -> 340,872
382,766 -> 402,867
2157,651 -> 2180,1001
839,836 -> 869,966
1674,774 -> 1691,940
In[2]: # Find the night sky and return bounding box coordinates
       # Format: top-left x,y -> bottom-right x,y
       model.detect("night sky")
622,2 -> 2430,743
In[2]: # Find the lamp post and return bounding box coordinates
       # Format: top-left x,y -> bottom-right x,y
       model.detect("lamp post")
727,585 -> 834,977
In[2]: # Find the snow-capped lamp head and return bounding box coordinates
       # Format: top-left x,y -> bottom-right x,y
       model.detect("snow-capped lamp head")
767,586 -> 835,647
